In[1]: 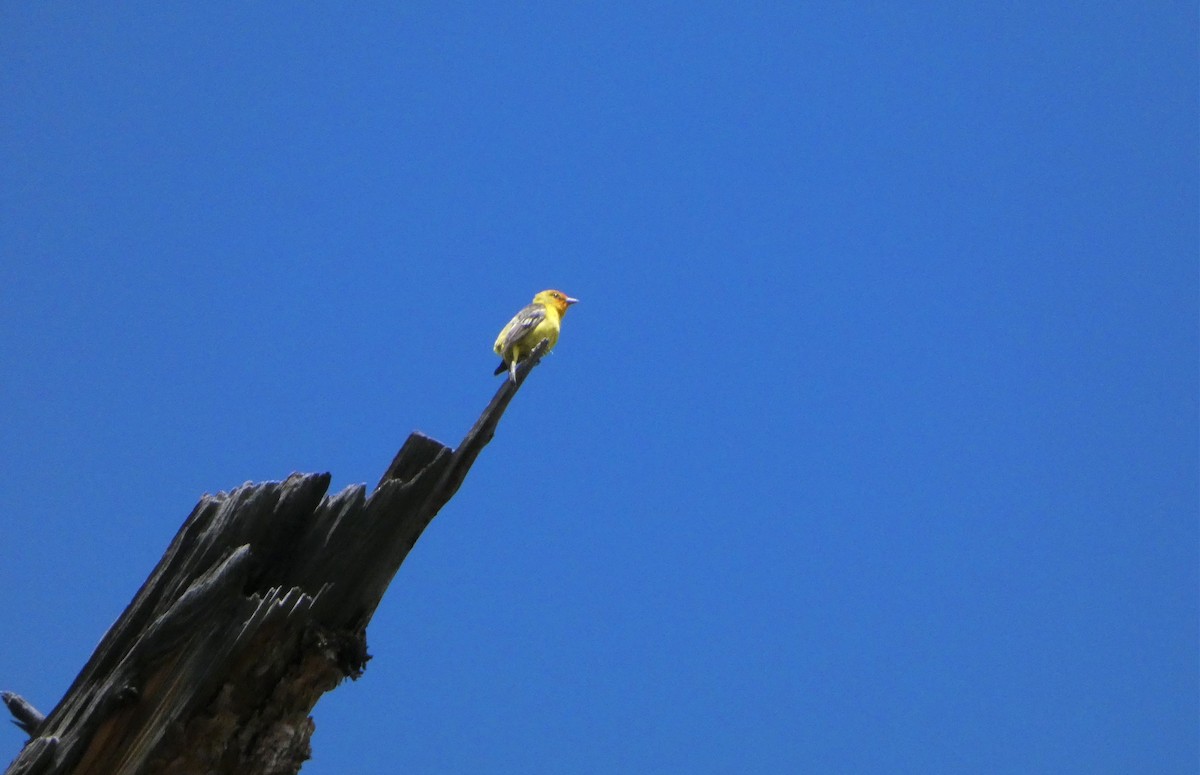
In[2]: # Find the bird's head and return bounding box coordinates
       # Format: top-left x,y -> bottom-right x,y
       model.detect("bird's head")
534,289 -> 579,315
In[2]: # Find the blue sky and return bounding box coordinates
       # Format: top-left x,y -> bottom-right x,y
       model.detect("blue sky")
2,4 -> 1196,773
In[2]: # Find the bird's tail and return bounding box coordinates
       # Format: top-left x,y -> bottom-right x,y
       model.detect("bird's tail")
493,360 -> 507,376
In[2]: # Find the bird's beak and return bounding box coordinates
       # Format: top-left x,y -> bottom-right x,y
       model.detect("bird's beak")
565,296 -> 579,305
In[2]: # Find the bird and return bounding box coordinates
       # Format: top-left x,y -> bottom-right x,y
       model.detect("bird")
493,289 -> 579,381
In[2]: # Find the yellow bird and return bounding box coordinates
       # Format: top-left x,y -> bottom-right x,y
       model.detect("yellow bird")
493,289 -> 579,381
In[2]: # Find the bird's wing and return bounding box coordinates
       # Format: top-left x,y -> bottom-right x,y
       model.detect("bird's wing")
498,303 -> 547,353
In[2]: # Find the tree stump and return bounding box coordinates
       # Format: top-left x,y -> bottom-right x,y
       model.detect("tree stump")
4,341 -> 552,775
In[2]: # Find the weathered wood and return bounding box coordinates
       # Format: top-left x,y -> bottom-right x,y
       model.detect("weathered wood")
0,695 -> 43,737
4,342 -> 552,775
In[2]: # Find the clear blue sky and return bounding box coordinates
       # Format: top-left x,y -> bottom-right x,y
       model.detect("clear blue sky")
3,4 -> 1196,773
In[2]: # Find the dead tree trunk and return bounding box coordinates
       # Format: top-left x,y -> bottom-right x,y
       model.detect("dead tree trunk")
4,342 -> 552,775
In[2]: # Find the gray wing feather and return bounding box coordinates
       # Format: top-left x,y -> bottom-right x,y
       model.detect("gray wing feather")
500,303 -> 546,353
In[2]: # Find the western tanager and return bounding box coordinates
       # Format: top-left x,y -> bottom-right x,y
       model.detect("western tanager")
493,289 -> 579,381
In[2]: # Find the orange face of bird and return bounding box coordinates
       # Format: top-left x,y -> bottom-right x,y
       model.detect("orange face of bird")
534,289 -> 579,315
